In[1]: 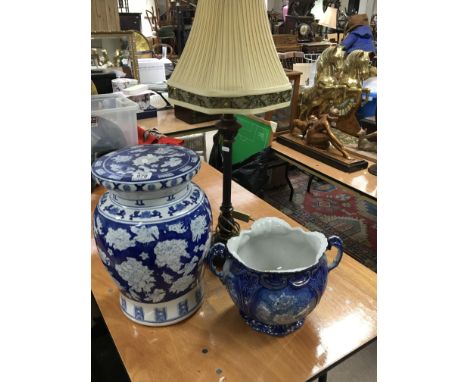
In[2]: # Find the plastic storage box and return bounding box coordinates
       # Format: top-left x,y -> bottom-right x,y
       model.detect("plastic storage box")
138,58 -> 166,84
91,93 -> 139,162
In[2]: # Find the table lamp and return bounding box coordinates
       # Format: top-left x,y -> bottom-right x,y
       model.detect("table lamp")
168,0 -> 292,243
319,5 -> 337,35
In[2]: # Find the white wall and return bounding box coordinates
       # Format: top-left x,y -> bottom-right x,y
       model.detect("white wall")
358,0 -> 377,18
311,0 -> 324,20
128,0 -> 164,37
267,0 -> 284,12
312,0 -> 353,21
341,0 -> 350,11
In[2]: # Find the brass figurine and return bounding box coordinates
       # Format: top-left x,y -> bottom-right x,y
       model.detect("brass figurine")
91,32 -> 140,81
293,47 -> 373,160
91,48 -> 114,68
292,109 -> 351,159
298,47 -> 371,134
91,48 -> 100,67
299,45 -> 346,120
113,49 -> 131,68
334,50 -> 371,136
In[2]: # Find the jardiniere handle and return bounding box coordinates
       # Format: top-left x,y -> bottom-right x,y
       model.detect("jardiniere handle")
326,235 -> 344,271
207,243 -> 227,279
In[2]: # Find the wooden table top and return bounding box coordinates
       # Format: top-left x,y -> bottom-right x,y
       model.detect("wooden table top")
137,109 -> 218,136
91,162 -> 377,382
300,41 -> 336,47
284,68 -> 303,77
271,140 -> 377,201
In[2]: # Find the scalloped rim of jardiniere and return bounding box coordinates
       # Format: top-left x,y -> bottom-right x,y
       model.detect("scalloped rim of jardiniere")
226,217 -> 328,273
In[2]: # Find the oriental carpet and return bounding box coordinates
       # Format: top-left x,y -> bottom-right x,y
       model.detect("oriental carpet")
263,168 -> 377,272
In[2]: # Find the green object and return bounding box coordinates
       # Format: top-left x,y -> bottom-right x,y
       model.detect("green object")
159,26 -> 175,38
232,115 -> 272,165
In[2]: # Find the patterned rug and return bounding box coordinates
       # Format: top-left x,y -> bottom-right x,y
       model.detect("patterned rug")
263,168 -> 377,272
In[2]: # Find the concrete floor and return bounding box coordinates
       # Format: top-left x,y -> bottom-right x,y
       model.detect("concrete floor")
327,341 -> 377,382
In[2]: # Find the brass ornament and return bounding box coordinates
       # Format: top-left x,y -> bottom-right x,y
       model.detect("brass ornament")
293,47 -> 373,158
91,31 -> 140,81
292,109 -> 351,159
298,45 -> 346,120
334,50 -> 371,136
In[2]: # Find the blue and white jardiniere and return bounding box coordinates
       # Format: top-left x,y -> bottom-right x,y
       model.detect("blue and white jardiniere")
207,217 -> 343,336
92,144 -> 212,326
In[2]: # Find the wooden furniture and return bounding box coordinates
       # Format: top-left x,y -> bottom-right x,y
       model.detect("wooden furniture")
326,33 -> 344,44
174,105 -> 220,125
145,6 -> 161,35
92,162 -> 377,382
119,12 -> 142,32
284,15 -> 315,41
285,69 -> 302,129
271,140 -> 377,202
91,0 -> 120,32
137,109 -> 219,137
264,69 -> 302,131
171,2 -> 196,54
301,41 -> 335,54
145,6 -> 177,53
272,34 -> 301,52
276,133 -> 369,173
278,51 -> 305,70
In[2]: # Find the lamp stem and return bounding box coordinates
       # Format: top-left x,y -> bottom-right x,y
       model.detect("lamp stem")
213,114 -> 241,244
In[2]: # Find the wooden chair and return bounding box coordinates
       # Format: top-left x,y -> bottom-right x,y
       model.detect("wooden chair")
145,7 -> 161,39
145,6 -> 176,55
278,51 -> 305,69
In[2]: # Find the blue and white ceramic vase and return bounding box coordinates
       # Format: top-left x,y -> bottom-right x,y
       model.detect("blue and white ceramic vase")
92,144 -> 212,326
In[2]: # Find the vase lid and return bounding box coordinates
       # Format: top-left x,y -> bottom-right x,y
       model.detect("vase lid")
91,144 -> 201,192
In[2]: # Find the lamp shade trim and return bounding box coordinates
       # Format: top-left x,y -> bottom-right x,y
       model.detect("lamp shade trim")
168,86 -> 292,113
166,0 -> 292,108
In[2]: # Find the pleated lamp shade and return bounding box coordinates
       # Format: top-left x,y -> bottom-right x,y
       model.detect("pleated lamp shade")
319,6 -> 337,29
167,0 -> 292,115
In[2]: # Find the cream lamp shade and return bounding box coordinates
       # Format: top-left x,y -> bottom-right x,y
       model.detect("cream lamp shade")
167,0 -> 292,115
319,6 -> 337,29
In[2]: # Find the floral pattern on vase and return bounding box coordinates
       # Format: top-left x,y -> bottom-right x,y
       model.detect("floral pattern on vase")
92,144 -> 212,326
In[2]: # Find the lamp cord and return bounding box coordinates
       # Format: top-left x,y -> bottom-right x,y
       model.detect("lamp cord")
213,210 -> 241,244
